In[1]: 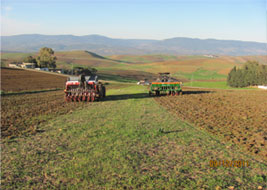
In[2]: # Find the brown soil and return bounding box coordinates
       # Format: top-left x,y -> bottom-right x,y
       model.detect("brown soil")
1,67 -> 67,92
1,83 -> 121,139
155,87 -> 267,161
1,91 -> 86,138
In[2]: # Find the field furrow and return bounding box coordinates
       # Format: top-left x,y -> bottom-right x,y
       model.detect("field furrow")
155,87 -> 267,161
1,91 -> 86,138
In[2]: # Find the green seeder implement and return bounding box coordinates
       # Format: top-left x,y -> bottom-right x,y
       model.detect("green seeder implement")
149,73 -> 183,96
149,82 -> 182,96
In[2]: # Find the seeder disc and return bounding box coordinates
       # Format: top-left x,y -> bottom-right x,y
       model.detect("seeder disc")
91,93 -> 95,102
82,94 -> 86,101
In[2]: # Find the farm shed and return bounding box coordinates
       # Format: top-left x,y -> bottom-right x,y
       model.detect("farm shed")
21,62 -> 36,69
8,63 -> 20,68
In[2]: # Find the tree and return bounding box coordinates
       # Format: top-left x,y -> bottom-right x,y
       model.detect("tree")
36,47 -> 57,68
24,56 -> 37,64
235,70 -> 245,87
227,61 -> 267,87
227,66 -> 236,87
72,66 -> 97,75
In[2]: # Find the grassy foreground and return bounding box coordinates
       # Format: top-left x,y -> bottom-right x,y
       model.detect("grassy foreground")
1,84 -> 266,189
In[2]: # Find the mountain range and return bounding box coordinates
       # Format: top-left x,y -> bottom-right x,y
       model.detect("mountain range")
1,34 -> 266,56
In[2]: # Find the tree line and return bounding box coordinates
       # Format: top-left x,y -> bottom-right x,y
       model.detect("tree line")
227,61 -> 267,88
24,47 -> 56,68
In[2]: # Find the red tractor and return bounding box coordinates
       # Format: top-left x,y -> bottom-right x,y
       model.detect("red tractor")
64,75 -> 106,102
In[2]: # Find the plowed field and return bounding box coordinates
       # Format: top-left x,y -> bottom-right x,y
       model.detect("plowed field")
155,87 -> 267,161
1,82 -> 127,139
1,91 -> 87,138
1,67 -> 67,92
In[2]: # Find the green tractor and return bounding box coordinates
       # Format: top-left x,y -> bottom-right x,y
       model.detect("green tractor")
149,73 -> 182,96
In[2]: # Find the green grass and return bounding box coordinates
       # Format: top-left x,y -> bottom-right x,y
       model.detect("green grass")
174,68 -> 226,81
2,84 -> 266,189
98,73 -> 137,83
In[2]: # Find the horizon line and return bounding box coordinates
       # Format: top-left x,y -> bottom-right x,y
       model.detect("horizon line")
1,33 -> 266,43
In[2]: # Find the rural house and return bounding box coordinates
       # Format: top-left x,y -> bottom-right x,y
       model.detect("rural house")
21,62 -> 36,69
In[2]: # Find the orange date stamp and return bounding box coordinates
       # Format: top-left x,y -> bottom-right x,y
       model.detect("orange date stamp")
209,160 -> 249,167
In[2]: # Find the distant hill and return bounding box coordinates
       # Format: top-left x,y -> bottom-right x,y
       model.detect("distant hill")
1,34 -> 266,56
55,50 -> 106,60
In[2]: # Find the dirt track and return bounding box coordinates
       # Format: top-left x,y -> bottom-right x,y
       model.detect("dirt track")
155,87 -> 267,161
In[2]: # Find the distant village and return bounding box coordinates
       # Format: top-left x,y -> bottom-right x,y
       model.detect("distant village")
203,55 -> 219,58
8,62 -> 65,74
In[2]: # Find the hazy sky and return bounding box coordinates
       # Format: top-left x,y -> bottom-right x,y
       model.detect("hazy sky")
1,0 -> 266,42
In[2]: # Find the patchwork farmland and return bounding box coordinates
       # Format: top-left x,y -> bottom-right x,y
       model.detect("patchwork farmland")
1,53 -> 266,189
